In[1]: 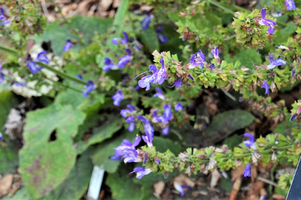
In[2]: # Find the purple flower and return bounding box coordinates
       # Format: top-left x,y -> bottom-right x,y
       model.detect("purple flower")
103,57 -> 117,72
153,87 -> 164,100
138,58 -> 167,91
83,80 -> 94,97
154,158 -> 161,165
210,63 -> 216,69
0,72 -> 4,83
290,113 -> 298,122
121,104 -> 135,117
174,78 -> 183,88
285,0 -> 296,10
271,12 -> 282,17
76,74 -> 83,80
26,59 -> 42,74
174,183 -> 190,197
63,39 -> 73,51
156,26 -> 169,44
118,49 -> 131,68
261,80 -> 269,95
163,104 -> 172,121
175,102 -> 184,111
189,50 -> 206,69
259,8 -> 277,34
36,51 -> 49,64
115,136 -> 141,163
162,126 -> 169,135
138,115 -> 154,137
267,55 -> 286,69
112,90 -> 123,106
211,46 -> 219,59
243,133 -> 256,150
110,153 -> 122,161
141,12 -> 152,30
125,115 -> 136,132
112,32 -> 129,46
243,163 -> 251,177
0,8 -> 5,20
129,167 -> 152,179
0,132 -> 2,141
2,20 -> 9,26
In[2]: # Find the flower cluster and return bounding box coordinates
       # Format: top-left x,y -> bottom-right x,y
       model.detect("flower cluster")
259,8 -> 277,34
121,105 -> 136,132
138,58 -> 167,91
112,90 -> 124,106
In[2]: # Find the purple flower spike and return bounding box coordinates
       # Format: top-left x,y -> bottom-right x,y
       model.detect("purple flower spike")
259,8 -> 277,34
267,55 -> 286,69
290,113 -> 298,122
115,136 -> 141,163
63,39 -> 73,51
243,133 -> 257,150
153,58 -> 167,85
129,167 -> 152,179
0,8 -> 5,20
83,80 -> 95,97
156,26 -> 169,44
243,163 -> 251,177
26,60 -> 42,74
0,132 -> 3,141
285,0 -> 296,10
175,102 -> 184,111
36,51 -> 49,64
112,90 -> 123,106
141,12 -> 152,30
125,116 -> 136,132
261,80 -> 269,95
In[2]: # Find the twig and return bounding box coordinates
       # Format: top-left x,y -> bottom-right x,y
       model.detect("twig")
257,176 -> 278,187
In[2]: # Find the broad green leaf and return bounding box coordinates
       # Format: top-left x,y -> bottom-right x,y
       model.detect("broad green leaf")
224,49 -> 262,70
2,187 -> 32,200
40,149 -> 93,200
153,137 -> 184,155
32,16 -> 113,55
139,28 -> 160,52
274,21 -> 297,43
0,90 -> 19,129
223,134 -> 241,149
0,141 -> 19,174
19,104 -> 86,199
106,163 -> 142,200
204,110 -> 254,143
91,130 -> 133,173
112,0 -> 129,36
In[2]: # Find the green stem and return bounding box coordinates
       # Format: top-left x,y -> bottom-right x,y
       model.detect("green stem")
37,62 -> 87,85
45,77 -> 83,94
209,0 -> 234,14
0,45 -> 19,57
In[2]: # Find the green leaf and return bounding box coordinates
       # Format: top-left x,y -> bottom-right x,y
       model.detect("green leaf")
223,134 -> 241,149
0,141 -> 19,174
153,137 -> 185,155
274,21 -> 297,43
224,49 -> 262,70
91,130 -> 133,173
106,163 -> 143,200
32,16 -> 113,55
19,104 -> 86,199
204,110 -> 254,143
0,90 -> 19,129
40,149 -> 93,200
1,187 -> 32,200
139,28 -> 160,52
113,0 -> 130,36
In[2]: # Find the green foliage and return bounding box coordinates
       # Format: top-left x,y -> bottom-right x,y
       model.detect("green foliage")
204,110 -> 255,141
0,141 -> 19,174
0,90 -> 19,129
40,150 -> 94,200
106,163 -> 143,200
19,103 -> 86,199
32,16 -> 113,55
